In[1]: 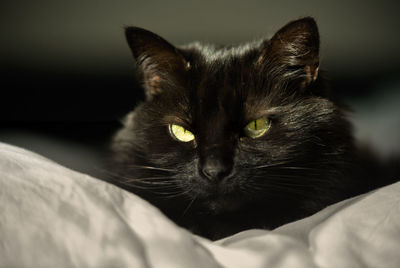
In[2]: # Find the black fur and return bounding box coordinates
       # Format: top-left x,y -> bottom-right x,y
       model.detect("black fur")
110,17 -> 398,240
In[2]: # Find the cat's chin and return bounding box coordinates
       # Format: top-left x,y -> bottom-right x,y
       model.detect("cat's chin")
188,181 -> 250,214
201,194 -> 247,215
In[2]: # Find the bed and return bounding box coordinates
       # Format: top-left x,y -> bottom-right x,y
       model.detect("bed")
1,142 -> 399,268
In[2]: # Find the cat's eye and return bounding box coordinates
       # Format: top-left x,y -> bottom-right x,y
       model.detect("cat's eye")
169,124 -> 195,142
244,117 -> 271,139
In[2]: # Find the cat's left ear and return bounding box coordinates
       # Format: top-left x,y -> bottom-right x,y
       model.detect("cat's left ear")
125,27 -> 188,99
257,17 -> 320,90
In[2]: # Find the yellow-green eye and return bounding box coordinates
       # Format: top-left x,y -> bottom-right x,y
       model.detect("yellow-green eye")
169,124 -> 195,142
244,117 -> 271,139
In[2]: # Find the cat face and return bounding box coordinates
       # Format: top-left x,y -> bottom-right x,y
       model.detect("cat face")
112,17 -> 353,219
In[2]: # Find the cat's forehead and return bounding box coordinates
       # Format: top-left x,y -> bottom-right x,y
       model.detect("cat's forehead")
182,72 -> 271,128
192,59 -> 275,117
160,44 -> 286,125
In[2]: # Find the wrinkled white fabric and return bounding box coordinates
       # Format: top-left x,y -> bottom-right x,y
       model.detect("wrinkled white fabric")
0,142 -> 399,268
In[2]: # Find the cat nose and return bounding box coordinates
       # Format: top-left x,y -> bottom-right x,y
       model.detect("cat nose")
201,157 -> 233,181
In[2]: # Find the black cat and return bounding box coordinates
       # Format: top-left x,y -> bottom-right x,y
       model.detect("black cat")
110,17 -> 398,240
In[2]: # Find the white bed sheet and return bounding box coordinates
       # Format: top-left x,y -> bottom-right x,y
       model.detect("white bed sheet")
0,142 -> 399,268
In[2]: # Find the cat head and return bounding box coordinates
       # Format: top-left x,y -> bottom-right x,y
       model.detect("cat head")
113,17 -> 353,217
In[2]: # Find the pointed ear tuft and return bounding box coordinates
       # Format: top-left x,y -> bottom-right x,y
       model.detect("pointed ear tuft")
258,17 -> 320,90
125,27 -> 187,99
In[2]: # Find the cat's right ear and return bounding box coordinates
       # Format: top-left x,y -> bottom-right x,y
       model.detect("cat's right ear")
125,27 -> 188,99
256,17 -> 320,92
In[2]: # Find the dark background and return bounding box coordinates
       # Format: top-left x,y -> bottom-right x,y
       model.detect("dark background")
1,0 -> 400,179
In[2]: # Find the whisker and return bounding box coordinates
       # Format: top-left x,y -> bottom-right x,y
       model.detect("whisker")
95,165 -> 189,198
275,166 -> 315,171
125,164 -> 177,172
252,181 -> 315,189
121,177 -> 176,184
125,183 -> 178,189
159,189 -> 193,199
119,182 -> 184,195
253,162 -> 288,169
252,174 -> 326,185
246,184 -> 312,197
181,193 -> 198,217
250,178 -> 319,193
